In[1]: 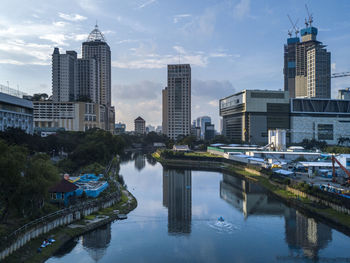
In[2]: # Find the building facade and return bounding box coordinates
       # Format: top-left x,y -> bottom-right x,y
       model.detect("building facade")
338,88 -> 350,100
33,101 -> 105,132
290,98 -> 350,144
162,64 -> 191,140
134,116 -> 145,134
0,90 -> 33,134
220,90 -> 290,145
284,24 -> 331,99
82,25 -> 111,107
76,58 -> 99,103
196,116 -> 211,139
114,122 -> 126,134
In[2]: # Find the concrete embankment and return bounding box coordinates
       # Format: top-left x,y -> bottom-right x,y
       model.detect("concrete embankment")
154,155 -> 350,236
2,190 -> 137,263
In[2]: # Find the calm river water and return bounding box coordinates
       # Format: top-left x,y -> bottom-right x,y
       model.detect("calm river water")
46,153 -> 350,263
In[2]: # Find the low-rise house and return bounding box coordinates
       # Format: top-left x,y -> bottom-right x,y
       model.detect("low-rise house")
49,179 -> 79,206
173,145 -> 190,152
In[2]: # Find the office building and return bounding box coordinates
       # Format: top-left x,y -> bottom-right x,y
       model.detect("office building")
134,116 -> 146,134
76,58 -> 99,103
284,21 -> 331,98
220,90 -> 290,145
204,122 -> 215,141
82,25 -> 111,107
338,88 -> 350,100
162,64 -> 191,140
114,122 -> 126,134
290,98 -> 350,144
196,116 -> 211,139
33,101 -> 105,132
0,86 -> 33,134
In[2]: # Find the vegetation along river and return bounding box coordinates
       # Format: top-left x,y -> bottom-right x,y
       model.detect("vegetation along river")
46,153 -> 350,263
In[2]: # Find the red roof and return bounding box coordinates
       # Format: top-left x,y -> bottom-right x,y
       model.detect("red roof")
49,179 -> 78,193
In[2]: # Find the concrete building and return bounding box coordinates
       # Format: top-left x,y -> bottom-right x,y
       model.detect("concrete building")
290,98 -> 350,144
220,90 -> 290,145
134,116 -> 145,134
82,25 -> 111,107
33,101 -> 105,132
52,48 -> 77,102
284,23 -> 331,99
0,87 -> 33,134
338,88 -> 350,100
162,64 -> 191,140
76,58 -> 99,103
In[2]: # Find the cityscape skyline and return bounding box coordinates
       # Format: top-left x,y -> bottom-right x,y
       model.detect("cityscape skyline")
0,0 -> 350,130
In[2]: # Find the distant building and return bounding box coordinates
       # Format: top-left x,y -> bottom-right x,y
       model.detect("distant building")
196,116 -> 211,139
146,125 -> 155,133
204,123 -> 215,141
34,101 -> 106,132
338,88 -> 350,100
284,21 -> 331,98
290,98 -> 350,144
0,88 -> 33,134
162,64 -> 191,140
114,122 -> 126,134
156,125 -> 162,133
134,116 -> 146,134
220,90 -> 290,145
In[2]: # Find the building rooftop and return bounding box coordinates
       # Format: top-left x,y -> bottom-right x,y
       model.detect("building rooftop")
86,24 -> 106,42
0,91 -> 33,109
49,179 -> 78,193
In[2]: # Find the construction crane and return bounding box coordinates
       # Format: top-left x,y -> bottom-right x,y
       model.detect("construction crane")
287,15 -> 299,37
331,155 -> 350,185
305,4 -> 313,27
332,72 -> 350,78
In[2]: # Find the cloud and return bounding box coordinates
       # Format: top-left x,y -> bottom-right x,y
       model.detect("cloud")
233,0 -> 250,20
192,79 -> 235,99
39,34 -> 67,46
58,12 -> 87,22
173,14 -> 192,24
331,63 -> 336,71
181,8 -> 216,37
113,81 -> 161,100
138,0 -> 157,9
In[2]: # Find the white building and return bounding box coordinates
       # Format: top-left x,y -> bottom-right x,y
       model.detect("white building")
0,89 -> 33,134
134,116 -> 145,134
34,101 -> 106,132
162,64 -> 191,140
290,98 -> 350,144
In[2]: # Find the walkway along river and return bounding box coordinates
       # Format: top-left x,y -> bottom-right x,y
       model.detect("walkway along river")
46,153 -> 350,263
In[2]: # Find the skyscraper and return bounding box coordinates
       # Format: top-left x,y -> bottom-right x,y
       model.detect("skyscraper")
82,25 -> 111,106
52,48 -> 77,102
76,58 -> 99,103
284,19 -> 331,98
162,64 -> 191,140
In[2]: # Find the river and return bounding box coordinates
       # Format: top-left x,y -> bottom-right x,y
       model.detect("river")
46,153 -> 350,263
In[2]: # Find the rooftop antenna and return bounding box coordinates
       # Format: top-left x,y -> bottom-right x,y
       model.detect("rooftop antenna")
305,4 -> 313,27
287,15 -> 299,37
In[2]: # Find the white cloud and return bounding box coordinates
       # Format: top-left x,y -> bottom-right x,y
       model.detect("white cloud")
331,63 -> 336,71
39,34 -> 67,46
58,12 -> 87,22
173,14 -> 192,24
233,0 -> 250,20
138,0 -> 157,9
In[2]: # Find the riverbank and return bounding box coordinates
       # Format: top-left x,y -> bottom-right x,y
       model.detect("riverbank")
3,189 -> 137,263
153,152 -> 350,236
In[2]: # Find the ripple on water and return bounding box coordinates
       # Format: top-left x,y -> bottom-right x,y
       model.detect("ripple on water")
207,220 -> 240,234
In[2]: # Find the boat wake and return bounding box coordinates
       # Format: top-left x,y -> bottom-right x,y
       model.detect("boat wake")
207,220 -> 239,234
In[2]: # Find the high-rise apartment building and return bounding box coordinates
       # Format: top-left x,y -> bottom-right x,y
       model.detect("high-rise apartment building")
52,48 -> 77,102
134,116 -> 146,134
82,25 -> 111,107
76,58 -> 99,103
284,22 -> 331,98
162,64 -> 191,140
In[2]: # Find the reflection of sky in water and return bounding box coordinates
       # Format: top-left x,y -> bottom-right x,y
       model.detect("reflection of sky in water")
46,155 -> 350,263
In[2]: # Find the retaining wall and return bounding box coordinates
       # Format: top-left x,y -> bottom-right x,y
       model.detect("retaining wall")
0,198 -> 118,261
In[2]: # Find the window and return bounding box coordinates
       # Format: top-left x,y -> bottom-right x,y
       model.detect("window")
318,124 -> 333,140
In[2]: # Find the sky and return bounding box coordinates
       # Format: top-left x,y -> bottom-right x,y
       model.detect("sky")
0,0 -> 350,131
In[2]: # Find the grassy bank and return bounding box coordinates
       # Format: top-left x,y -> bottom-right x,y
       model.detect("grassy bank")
4,190 -> 137,263
152,152 -> 350,235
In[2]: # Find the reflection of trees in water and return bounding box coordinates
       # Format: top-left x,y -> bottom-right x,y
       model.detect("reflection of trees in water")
82,223 -> 112,262
163,168 -> 192,234
146,154 -> 157,166
219,173 -> 332,260
53,238 -> 79,258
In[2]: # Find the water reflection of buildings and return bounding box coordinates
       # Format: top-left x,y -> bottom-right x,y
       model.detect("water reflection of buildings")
163,168 -> 192,234
220,173 -> 332,260
82,223 -> 111,262
134,153 -> 146,171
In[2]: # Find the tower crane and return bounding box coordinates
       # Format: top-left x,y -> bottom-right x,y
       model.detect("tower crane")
332,72 -> 350,78
287,15 -> 299,37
